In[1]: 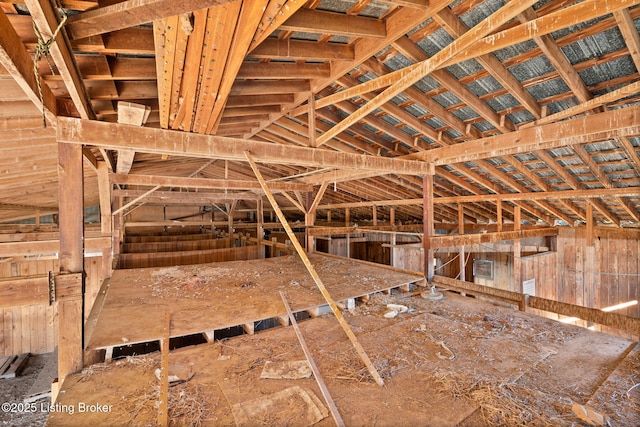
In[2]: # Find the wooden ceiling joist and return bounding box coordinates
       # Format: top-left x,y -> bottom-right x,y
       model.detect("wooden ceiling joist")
65,0 -> 236,40
57,117 -> 433,175
111,173 -> 313,192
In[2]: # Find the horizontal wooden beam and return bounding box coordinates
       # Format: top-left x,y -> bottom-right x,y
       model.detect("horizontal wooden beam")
110,173 -> 313,192
57,118 -> 433,175
237,62 -> 331,80
307,226 -> 360,237
424,105 -> 640,165
433,275 -> 523,306
528,296 -> 640,334
248,38 -> 355,61
0,236 -> 110,257
429,228 -> 558,249
435,186 -> 640,204
113,189 -> 260,202
65,0 -> 235,40
279,8 -> 386,39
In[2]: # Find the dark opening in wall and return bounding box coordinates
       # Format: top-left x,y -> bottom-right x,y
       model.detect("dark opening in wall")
111,341 -> 160,359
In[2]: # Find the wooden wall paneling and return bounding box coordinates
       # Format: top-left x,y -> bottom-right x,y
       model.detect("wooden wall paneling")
575,227 -> 585,307
11,306 -> 21,355
629,237 -> 639,318
0,309 -> 7,356
0,307 -> 3,355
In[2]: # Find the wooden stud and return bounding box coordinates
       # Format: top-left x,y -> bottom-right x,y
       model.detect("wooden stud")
246,152 -> 384,387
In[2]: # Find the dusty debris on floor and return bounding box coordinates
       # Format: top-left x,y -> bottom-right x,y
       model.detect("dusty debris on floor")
45,290 -> 638,426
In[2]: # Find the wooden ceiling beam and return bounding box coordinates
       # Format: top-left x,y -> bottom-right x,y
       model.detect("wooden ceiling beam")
227,94 -> 295,108
0,10 -> 57,126
248,38 -> 355,61
424,106 -> 640,166
433,7 -> 542,121
65,0 -> 236,40
113,189 -> 260,202
237,62 -> 331,80
279,8 -> 386,39
315,0 -> 538,146
614,7 -> 640,73
230,80 -> 310,96
446,0 -> 640,67
57,117 -> 433,175
110,173 -> 313,192
26,0 -> 95,120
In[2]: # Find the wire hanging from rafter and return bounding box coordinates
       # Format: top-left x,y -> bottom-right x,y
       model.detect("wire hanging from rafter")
31,2 -> 67,127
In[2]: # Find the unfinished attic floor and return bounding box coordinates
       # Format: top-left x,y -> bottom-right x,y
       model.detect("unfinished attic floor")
85,253 -> 423,354
50,291 -> 638,426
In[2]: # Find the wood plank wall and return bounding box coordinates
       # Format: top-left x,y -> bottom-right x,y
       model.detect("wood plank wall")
0,256 -> 105,357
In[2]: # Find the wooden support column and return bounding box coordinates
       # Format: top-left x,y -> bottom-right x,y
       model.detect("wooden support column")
97,162 -> 112,280
308,93 -> 317,147
305,192 -> 315,252
458,202 -> 466,282
327,210 -> 331,223
345,207 -> 351,258
423,174 -> 435,282
496,200 -> 503,232
257,199 -> 264,258
586,201 -> 594,246
246,153 -> 384,387
390,208 -> 395,228
227,200 -> 237,235
513,206 -> 522,293
372,206 -> 377,226
57,142 -> 85,385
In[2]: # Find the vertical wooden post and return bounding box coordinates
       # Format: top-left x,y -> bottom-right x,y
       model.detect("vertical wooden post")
586,201 -> 594,247
305,192 -> 315,252
97,162 -> 112,280
496,200 -> 503,233
308,93 -> 317,147
372,206 -> 377,226
327,210 -> 331,223
345,208 -> 350,226
513,206 -> 522,293
257,199 -> 264,258
390,208 -> 395,228
423,174 -> 434,282
57,142 -> 84,384
458,202 -> 465,282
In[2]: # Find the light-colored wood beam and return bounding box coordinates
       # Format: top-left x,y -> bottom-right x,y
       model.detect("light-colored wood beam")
613,8 -> 640,74
110,173 -> 314,192
65,0 -> 235,40
279,8 -> 386,39
315,0 -> 539,146
0,10 -> 56,125
424,105 -> 640,166
429,227 -> 558,249
26,0 -> 96,120
57,117 -> 434,175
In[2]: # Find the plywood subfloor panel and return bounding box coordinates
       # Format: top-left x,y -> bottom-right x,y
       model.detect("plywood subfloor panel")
50,292 -> 635,426
86,254 -> 422,350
